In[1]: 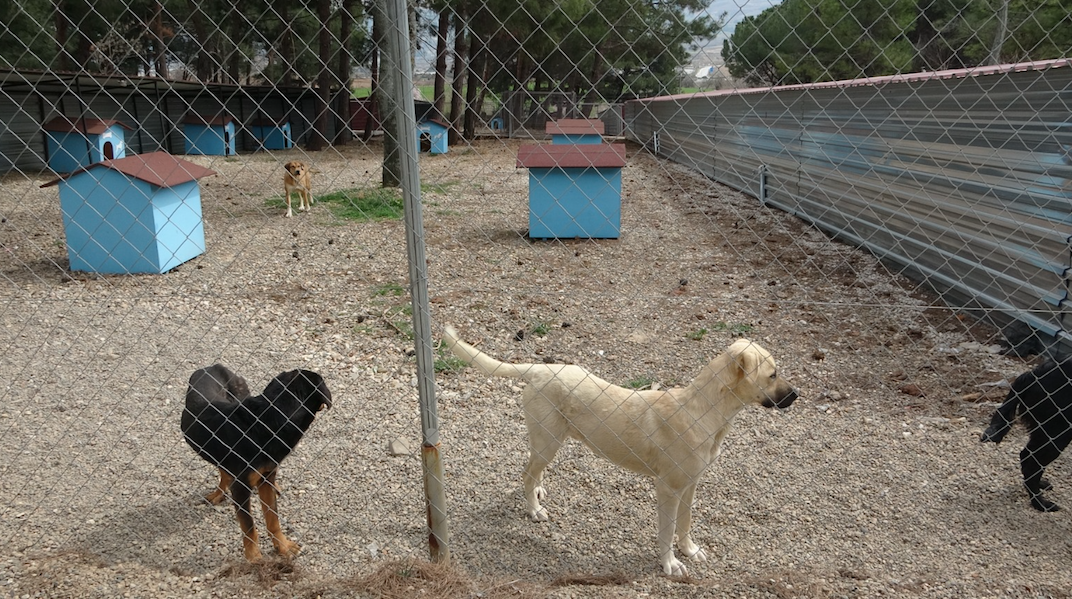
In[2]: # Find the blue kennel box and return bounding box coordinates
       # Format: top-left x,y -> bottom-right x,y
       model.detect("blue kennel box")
547,119 -> 604,145
416,118 -> 449,155
43,152 -> 215,274
43,117 -> 131,173
251,118 -> 294,150
183,114 -> 237,156
517,143 -> 626,239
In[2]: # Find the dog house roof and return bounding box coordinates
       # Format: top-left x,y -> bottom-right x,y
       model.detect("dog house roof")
250,117 -> 288,126
517,143 -> 627,169
43,116 -> 132,134
41,151 -> 216,188
545,119 -> 604,136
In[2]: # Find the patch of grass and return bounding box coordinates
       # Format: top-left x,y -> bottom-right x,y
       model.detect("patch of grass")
373,282 -> 406,297
711,322 -> 754,335
530,321 -> 551,337
318,187 -> 404,221
434,345 -> 467,373
686,328 -> 708,341
624,376 -> 656,390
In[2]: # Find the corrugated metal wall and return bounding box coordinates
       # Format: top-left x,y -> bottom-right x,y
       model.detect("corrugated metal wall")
625,61 -> 1072,346
0,72 -> 339,175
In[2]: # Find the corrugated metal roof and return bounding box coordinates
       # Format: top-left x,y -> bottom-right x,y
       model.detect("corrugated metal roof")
643,57 -> 1072,102
42,116 -> 132,134
517,143 -> 627,168
41,151 -> 216,188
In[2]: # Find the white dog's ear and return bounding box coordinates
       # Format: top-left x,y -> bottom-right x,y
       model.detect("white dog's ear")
728,339 -> 759,382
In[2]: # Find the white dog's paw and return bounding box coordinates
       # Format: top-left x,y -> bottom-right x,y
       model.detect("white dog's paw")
683,545 -> 707,562
528,507 -> 549,522
285,211 -> 293,218
535,486 -> 547,501
662,556 -> 688,576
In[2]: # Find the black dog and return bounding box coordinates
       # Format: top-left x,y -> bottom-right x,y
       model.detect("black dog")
181,364 -> 332,560
981,360 -> 1072,512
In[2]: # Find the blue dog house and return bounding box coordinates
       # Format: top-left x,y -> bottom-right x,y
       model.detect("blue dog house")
547,119 -> 604,145
416,118 -> 449,155
251,118 -> 294,150
43,117 -> 131,173
517,143 -> 627,239
42,152 -> 215,274
183,114 -> 236,156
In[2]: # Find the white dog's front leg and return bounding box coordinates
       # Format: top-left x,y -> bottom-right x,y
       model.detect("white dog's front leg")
676,483 -> 707,563
656,481 -> 686,575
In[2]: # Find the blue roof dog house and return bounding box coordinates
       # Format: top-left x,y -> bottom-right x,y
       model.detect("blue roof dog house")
547,119 -> 604,145
43,117 -> 131,173
42,152 -> 215,274
416,118 -> 449,155
517,143 -> 627,239
250,117 -> 294,150
183,114 -> 236,156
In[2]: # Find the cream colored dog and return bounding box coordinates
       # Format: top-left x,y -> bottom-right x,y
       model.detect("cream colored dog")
443,326 -> 798,576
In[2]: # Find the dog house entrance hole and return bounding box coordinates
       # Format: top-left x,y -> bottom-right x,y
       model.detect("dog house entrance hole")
103,142 -> 115,160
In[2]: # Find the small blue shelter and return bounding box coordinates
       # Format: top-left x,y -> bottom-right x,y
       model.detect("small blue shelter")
43,152 -> 215,274
517,143 -> 627,239
251,117 -> 294,150
547,119 -> 604,145
43,117 -> 131,173
183,114 -> 237,156
417,118 -> 449,155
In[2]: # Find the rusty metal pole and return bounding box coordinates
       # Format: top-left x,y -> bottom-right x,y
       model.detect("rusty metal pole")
382,0 -> 451,563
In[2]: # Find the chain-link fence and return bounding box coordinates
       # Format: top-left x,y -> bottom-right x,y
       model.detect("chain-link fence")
2,0 -> 1072,597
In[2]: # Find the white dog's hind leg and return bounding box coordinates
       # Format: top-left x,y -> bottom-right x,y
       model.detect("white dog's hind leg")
656,481 -> 686,575
675,483 -> 707,562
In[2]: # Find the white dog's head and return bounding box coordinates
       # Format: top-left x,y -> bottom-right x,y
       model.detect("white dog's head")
725,338 -> 798,409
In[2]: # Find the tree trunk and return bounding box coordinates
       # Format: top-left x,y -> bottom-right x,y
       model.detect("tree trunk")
433,10 -> 449,121
151,1 -> 169,79
334,0 -> 355,145
373,0 -> 400,187
53,0 -> 71,71
184,0 -> 213,81
447,9 -> 468,145
277,0 -> 298,85
308,0 -> 334,151
462,30 -> 484,140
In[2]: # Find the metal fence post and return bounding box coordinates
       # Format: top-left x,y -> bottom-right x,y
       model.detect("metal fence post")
382,0 -> 451,563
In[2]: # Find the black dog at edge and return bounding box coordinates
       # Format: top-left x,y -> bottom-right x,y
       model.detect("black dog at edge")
981,359 -> 1072,512
181,364 -> 332,560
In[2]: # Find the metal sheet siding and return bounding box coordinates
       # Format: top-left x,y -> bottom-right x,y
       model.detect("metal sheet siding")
626,65 -> 1072,342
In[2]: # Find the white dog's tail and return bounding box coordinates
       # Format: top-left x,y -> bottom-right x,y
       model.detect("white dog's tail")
443,326 -> 530,379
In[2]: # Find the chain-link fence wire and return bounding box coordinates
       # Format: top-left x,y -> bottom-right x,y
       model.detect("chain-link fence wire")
2,0 -> 1072,596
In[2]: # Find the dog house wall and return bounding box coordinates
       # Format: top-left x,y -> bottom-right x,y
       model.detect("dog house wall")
547,119 -> 604,145
251,119 -> 293,150
416,119 -> 449,155
43,117 -> 130,173
46,152 -> 213,274
183,115 -> 237,156
517,143 -> 626,239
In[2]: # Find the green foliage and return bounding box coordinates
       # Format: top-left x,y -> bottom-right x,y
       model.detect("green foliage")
434,345 -> 467,373
711,322 -> 754,335
723,0 -> 1072,86
624,376 -> 657,390
686,328 -> 708,341
530,322 -> 551,337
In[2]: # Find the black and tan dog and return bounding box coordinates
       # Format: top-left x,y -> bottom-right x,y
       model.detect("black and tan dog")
181,364 -> 332,560
981,359 -> 1072,512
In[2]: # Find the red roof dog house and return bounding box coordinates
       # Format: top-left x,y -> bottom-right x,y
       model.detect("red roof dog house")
42,152 -> 214,274
43,117 -> 131,173
417,118 -> 449,155
183,114 -> 237,156
517,143 -> 627,239
547,119 -> 604,145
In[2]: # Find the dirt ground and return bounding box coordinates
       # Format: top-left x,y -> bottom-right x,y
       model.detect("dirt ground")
1,138 -> 1069,598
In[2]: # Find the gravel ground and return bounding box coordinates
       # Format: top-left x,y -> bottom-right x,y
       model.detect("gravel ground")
1,138 -> 1070,598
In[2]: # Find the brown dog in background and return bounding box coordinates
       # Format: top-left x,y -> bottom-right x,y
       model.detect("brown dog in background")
283,161 -> 312,217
